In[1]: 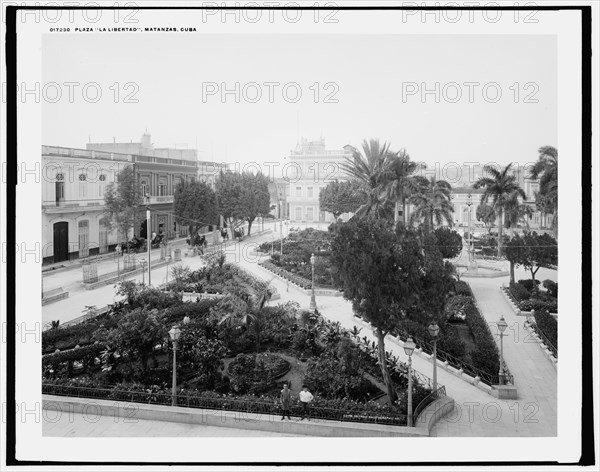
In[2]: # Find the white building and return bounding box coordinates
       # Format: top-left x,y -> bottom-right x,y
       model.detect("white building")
42,145 -> 125,264
287,138 -> 354,224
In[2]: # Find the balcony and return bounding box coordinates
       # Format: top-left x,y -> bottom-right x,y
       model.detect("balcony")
148,195 -> 174,205
42,199 -> 106,213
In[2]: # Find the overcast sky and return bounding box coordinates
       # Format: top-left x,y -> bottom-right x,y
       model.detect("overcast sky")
42,33 -> 557,172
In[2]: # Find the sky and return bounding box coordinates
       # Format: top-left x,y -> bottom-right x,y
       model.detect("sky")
42,33 -> 557,174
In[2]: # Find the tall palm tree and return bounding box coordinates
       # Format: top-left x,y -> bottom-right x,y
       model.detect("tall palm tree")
218,285 -> 272,355
504,190 -> 533,236
474,163 -> 526,257
530,146 -> 558,236
340,139 -> 396,220
384,149 -> 426,224
408,176 -> 454,232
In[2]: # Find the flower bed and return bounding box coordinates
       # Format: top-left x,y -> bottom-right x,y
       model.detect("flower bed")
228,353 -> 290,395
42,379 -> 413,426
259,260 -> 312,289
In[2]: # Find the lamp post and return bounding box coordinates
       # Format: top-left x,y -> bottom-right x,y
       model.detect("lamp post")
466,193 -> 473,262
309,253 -> 317,312
497,316 -> 508,385
116,244 -> 122,281
139,258 -> 147,285
169,325 -> 181,406
146,194 -> 152,286
428,322 -> 440,392
403,337 -> 416,426
165,256 -> 172,285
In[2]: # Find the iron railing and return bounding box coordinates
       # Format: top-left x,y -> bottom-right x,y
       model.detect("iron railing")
42,383 -> 409,426
413,386 -> 446,423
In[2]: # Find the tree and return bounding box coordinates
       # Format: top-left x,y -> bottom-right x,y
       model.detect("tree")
100,165 -> 144,251
104,307 -> 167,372
384,149 -> 425,224
530,146 -> 558,237
504,190 -> 533,236
505,232 -> 557,285
474,163 -> 526,257
319,179 -> 366,220
240,172 -> 271,235
173,179 -> 219,238
408,176 -> 454,232
217,285 -> 272,355
433,227 -> 463,259
476,203 -> 496,234
330,218 -> 426,405
215,171 -> 271,236
215,171 -> 245,235
340,139 -> 396,220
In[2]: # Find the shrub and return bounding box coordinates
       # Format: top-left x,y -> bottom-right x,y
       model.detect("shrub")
518,279 -> 540,292
463,299 -> 500,377
453,280 -> 472,297
228,353 -> 289,395
509,282 -> 531,302
533,310 -> 558,352
543,279 -> 558,298
519,299 -> 557,313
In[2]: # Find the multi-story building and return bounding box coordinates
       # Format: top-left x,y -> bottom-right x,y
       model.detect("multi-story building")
42,145 -> 126,264
42,142 -> 199,264
198,160 -> 230,189
268,177 -> 290,219
287,138 -> 354,224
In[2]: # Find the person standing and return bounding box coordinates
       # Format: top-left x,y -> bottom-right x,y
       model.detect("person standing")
279,383 -> 292,420
298,385 -> 314,421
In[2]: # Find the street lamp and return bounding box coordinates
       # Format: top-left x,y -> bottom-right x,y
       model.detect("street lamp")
428,322 -> 440,392
497,316 -> 508,385
165,256 -> 172,285
145,194 -> 152,286
169,325 -> 181,406
139,258 -> 147,285
403,337 -> 416,427
309,253 -> 317,312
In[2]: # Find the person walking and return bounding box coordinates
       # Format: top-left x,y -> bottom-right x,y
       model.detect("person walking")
298,385 -> 314,421
279,383 -> 292,420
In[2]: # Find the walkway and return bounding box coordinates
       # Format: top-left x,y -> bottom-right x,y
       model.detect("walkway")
42,228 -> 558,437
43,410 -> 302,437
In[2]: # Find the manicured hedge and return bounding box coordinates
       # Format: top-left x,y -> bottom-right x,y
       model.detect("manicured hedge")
463,299 -> 500,377
509,282 -> 531,302
42,343 -> 104,372
543,279 -> 558,298
517,279 -> 540,292
533,309 -> 558,352
519,299 -> 557,313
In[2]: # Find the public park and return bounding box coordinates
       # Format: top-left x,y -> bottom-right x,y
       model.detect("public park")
41,141 -> 559,438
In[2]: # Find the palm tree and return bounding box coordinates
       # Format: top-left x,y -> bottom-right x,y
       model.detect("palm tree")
384,149 -> 426,224
408,176 -> 454,232
340,139 -> 396,220
504,190 -> 533,236
474,164 -> 526,257
218,286 -> 272,355
530,146 -> 558,236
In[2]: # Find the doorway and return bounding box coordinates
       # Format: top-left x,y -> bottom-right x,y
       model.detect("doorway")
53,222 -> 69,262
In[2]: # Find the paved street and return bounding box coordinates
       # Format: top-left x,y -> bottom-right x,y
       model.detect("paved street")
42,228 -> 558,437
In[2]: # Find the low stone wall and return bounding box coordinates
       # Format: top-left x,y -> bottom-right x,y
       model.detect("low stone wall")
500,286 -> 522,315
42,394 -> 454,437
523,320 -> 558,369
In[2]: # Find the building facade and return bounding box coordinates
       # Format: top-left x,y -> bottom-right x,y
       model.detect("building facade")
42,143 -> 199,264
287,138 -> 354,224
42,145 -> 125,264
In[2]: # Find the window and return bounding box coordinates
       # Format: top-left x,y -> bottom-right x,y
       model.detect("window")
98,174 -> 106,197
306,207 -> 314,221
99,227 -> 108,254
55,179 -> 65,206
141,180 -> 148,197
307,186 -> 314,198
158,180 -> 167,196
295,186 -> 302,198
78,220 -> 89,258
78,173 -> 87,198
295,206 -> 303,221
